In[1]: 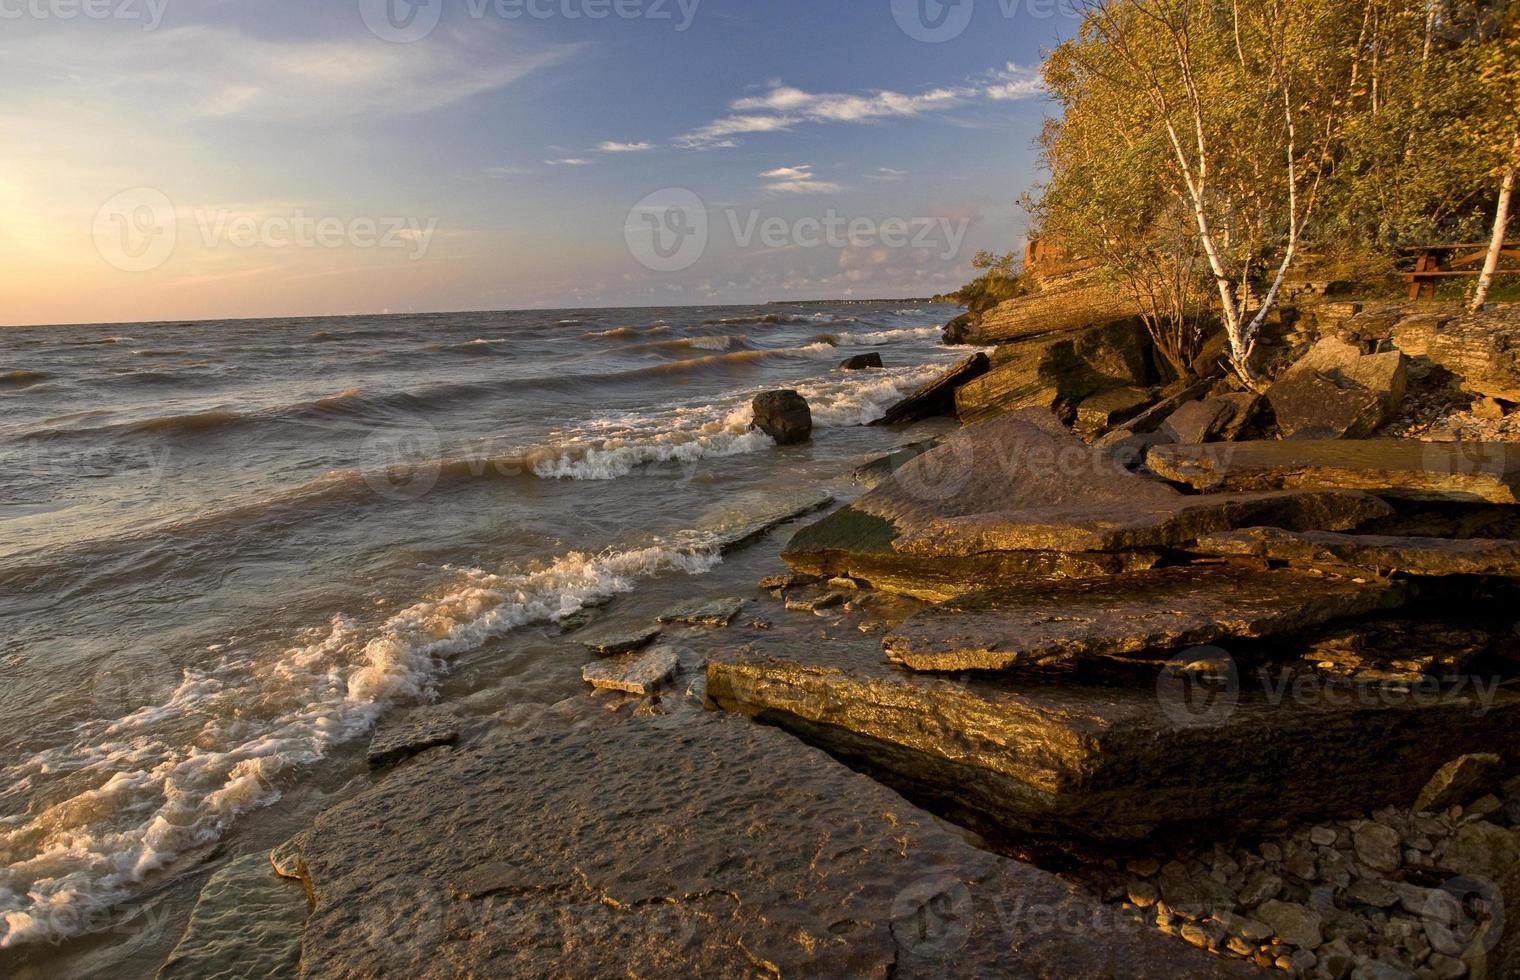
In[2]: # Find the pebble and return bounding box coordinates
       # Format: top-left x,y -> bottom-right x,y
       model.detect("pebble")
1311,826 -> 1338,846
1354,823 -> 1403,873
1126,857 -> 1160,877
1256,899 -> 1324,949
1126,880 -> 1159,908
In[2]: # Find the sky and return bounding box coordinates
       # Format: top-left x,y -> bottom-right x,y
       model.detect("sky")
0,0 -> 1082,326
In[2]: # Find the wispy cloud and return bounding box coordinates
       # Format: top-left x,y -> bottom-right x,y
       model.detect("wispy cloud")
866,167 -> 910,181
546,158 -> 594,166
760,164 -> 843,194
0,24 -> 576,125
676,64 -> 1042,148
483,166 -> 533,179
597,140 -> 656,153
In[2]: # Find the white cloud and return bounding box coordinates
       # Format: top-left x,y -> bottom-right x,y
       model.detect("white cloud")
597,141 -> 656,153
483,166 -> 533,179
546,158 -> 594,166
676,65 -> 1043,148
759,164 -> 843,194
866,168 -> 910,181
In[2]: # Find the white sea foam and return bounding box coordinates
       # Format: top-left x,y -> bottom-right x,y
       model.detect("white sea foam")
833,325 -> 942,345
526,362 -> 944,481
0,536 -> 730,948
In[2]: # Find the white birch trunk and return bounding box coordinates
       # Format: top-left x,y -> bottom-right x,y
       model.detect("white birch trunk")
1471,134 -> 1519,311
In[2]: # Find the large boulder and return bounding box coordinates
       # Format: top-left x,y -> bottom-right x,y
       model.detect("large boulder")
285,715 -> 1247,977
706,630 -> 1520,842
1160,394 -> 1259,444
1265,338 -> 1407,440
874,353 -> 989,425
880,566 -> 1404,672
942,311 -> 977,344
1147,440 -> 1520,504
1389,304 -> 1520,402
840,352 -> 883,370
955,319 -> 1156,424
752,390 -> 812,445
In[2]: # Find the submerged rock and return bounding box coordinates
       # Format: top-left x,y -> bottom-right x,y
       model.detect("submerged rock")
581,645 -> 680,694
881,566 -> 1404,672
839,352 -> 883,370
657,597 -> 745,626
1193,527 -> 1520,577
367,709 -> 462,768
580,623 -> 662,656
287,716 -> 1244,977
874,352 -> 989,425
752,390 -> 812,445
1148,440 -> 1520,503
158,853 -> 307,980
706,632 -> 1520,841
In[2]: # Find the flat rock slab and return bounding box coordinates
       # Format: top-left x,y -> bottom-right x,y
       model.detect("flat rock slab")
783,503 -> 1160,601
580,623 -> 661,656
158,853 -> 307,980
882,566 -> 1405,672
706,635 -> 1520,841
893,489 -> 1392,556
1148,440 -> 1520,503
367,710 -> 462,767
1194,526 -> 1520,576
658,596 -> 745,626
288,716 -> 1245,977
582,645 -> 680,694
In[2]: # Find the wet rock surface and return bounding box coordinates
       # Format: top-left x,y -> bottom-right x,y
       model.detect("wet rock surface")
752,389 -> 813,445
287,716 -> 1247,978
875,352 -> 989,425
1192,527 -> 1520,577
582,644 -> 681,694
158,853 -> 307,980
366,708 -> 462,767
658,596 -> 746,626
1148,440 -> 1520,504
579,622 -> 662,655
880,567 -> 1405,672
840,352 -> 884,370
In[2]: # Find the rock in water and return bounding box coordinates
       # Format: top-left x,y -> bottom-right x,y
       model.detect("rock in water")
158,853 -> 307,980
881,566 -> 1404,672
657,597 -> 745,627
286,716 -> 1249,977
580,623 -> 661,656
367,709 -> 461,768
1148,440 -> 1520,503
582,645 -> 680,694
839,352 -> 883,370
751,390 -> 812,445
874,352 -> 989,425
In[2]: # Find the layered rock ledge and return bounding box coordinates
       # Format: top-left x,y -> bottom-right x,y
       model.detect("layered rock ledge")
281,715 -> 1249,977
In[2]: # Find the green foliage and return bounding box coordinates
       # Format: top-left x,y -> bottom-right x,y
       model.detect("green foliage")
1022,0 -> 1520,379
946,250 -> 1032,318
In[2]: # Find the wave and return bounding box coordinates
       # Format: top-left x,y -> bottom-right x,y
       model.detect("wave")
834,326 -> 943,346
0,526 -> 743,949
0,371 -> 49,387
620,334 -> 747,354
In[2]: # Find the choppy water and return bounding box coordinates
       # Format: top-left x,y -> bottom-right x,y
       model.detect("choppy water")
0,302 -> 964,970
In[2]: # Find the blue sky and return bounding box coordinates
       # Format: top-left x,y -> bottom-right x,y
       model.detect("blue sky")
0,0 -> 1082,325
